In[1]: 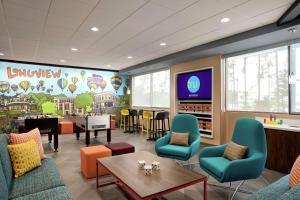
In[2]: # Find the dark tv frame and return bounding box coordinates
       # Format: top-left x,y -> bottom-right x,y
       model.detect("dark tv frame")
176,68 -> 213,100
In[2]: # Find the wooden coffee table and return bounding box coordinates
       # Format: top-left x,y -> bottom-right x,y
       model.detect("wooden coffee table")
96,151 -> 207,200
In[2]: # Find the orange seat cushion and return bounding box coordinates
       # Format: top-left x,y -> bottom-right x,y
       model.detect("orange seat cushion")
80,145 -> 112,178
289,155 -> 300,187
59,121 -> 73,134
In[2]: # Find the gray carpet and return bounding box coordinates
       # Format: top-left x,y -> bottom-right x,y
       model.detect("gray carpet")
43,130 -> 284,200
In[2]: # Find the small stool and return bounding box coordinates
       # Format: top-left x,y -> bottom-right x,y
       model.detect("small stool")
80,145 -> 112,178
120,109 -> 129,131
59,121 -> 74,134
105,142 -> 135,156
141,111 -> 153,138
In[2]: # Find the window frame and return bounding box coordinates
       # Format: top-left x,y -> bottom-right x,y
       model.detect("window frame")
224,44 -> 294,114
132,68 -> 170,108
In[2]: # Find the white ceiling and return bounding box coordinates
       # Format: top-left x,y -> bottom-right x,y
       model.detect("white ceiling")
0,0 -> 294,70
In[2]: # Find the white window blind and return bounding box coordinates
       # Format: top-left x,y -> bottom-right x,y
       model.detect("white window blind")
132,69 -> 170,108
225,46 -> 289,113
290,43 -> 300,113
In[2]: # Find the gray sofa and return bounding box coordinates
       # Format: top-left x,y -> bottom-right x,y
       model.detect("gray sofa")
0,134 -> 72,200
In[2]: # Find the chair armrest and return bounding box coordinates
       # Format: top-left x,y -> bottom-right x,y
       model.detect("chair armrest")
199,144 -> 227,158
279,183 -> 300,200
155,132 -> 171,150
190,138 -> 200,157
223,152 -> 266,182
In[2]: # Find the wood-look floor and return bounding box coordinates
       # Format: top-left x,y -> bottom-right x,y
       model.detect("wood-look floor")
44,129 -> 284,200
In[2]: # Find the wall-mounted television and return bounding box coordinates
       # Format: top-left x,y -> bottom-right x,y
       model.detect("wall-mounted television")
177,68 -> 212,100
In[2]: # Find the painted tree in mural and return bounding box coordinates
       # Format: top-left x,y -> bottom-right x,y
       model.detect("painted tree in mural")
74,92 -> 94,113
42,101 -> 57,114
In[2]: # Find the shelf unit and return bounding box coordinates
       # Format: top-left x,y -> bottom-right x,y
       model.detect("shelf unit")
175,67 -> 214,139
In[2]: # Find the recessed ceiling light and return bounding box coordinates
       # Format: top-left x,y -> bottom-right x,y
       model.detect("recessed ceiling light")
160,42 -> 167,46
60,59 -> 65,63
91,27 -> 99,32
71,48 -> 78,51
221,17 -> 230,23
0,52 -> 4,56
288,27 -> 297,33
127,56 -> 133,59
106,64 -> 111,67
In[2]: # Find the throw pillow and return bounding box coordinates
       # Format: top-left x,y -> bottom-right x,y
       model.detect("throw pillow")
7,139 -> 42,178
169,132 -> 189,146
223,141 -> 248,160
10,128 -> 45,159
289,155 -> 300,187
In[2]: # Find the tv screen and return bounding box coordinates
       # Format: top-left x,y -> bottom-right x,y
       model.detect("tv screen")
177,69 -> 212,100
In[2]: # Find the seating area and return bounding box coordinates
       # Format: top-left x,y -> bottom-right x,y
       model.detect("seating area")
1,1 -> 300,200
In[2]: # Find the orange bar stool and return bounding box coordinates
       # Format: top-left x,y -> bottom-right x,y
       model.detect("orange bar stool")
80,145 -> 112,178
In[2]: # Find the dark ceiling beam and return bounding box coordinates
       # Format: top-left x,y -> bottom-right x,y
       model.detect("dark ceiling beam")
277,0 -> 300,26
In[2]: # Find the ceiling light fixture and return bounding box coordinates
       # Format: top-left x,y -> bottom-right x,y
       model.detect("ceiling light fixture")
127,56 -> 133,59
91,27 -> 99,32
0,52 -> 4,56
160,42 -> 167,46
106,64 -> 111,67
288,27 -> 297,33
71,48 -> 78,51
60,59 -> 65,63
221,17 -> 230,23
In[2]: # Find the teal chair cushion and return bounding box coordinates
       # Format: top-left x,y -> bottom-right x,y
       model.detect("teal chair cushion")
157,145 -> 191,158
0,156 -> 9,200
0,134 -> 13,190
9,158 -> 65,199
12,186 -> 72,200
200,157 -> 231,178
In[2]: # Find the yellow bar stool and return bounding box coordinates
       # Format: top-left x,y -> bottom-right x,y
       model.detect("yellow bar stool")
141,111 -> 153,138
120,109 -> 129,131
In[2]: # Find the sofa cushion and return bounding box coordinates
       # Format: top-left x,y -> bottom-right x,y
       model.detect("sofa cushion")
279,183 -> 300,200
0,134 -> 13,189
158,144 -> 190,158
289,155 -> 300,187
10,128 -> 46,159
247,175 -> 290,200
199,157 -> 231,178
11,186 -> 72,200
0,157 -> 9,200
8,140 -> 42,178
9,158 -> 65,199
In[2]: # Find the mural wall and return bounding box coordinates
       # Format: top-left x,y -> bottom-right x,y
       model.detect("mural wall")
0,61 -> 129,132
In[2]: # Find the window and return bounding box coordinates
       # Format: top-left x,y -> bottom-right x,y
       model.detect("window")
290,44 -> 300,113
132,69 -> 170,107
226,46 -> 289,113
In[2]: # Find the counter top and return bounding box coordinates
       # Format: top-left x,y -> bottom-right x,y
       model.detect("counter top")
263,124 -> 300,132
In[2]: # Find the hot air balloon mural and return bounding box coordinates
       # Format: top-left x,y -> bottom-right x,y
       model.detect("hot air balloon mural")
93,74 -> 103,88
11,84 -> 18,92
0,81 -> 10,93
111,75 -> 122,92
39,80 -> 44,87
19,81 -> 30,92
100,80 -> 107,91
41,86 -> 46,91
46,88 -> 53,93
65,73 -> 68,77
30,85 -> 35,91
80,70 -> 86,81
57,78 -> 68,90
71,76 -> 78,84
68,84 -> 77,94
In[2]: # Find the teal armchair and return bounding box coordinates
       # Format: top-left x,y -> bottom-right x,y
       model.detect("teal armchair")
155,114 -> 200,161
199,118 -> 267,198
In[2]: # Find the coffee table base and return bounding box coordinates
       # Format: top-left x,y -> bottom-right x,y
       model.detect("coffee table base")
96,162 -> 207,200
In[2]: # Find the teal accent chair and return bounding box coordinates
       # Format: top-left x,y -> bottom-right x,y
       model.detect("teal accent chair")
199,118 -> 267,199
155,114 -> 200,161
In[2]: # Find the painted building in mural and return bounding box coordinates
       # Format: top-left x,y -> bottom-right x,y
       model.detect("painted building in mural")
0,61 -> 128,132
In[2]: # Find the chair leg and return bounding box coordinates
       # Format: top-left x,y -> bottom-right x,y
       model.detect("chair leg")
231,180 -> 245,200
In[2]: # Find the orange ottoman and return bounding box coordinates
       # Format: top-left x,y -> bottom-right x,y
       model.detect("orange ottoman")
80,145 -> 112,178
59,121 -> 73,134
